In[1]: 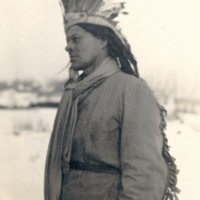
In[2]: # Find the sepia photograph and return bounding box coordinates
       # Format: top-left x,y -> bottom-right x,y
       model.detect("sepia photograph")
0,0 -> 200,199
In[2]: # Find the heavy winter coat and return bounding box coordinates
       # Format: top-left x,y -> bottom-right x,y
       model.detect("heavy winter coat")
59,70 -> 168,200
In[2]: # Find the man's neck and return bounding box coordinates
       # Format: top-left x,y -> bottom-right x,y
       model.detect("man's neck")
83,53 -> 108,77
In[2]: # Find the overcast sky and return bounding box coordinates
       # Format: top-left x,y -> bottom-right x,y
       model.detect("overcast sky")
0,0 -> 200,96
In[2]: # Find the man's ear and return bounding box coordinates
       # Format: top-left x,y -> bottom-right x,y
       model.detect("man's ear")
100,39 -> 108,49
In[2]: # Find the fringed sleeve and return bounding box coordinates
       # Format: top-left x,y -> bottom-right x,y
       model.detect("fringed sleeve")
157,103 -> 181,200
119,82 -> 169,200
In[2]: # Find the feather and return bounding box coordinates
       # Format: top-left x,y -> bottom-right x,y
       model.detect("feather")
61,0 -> 75,13
75,0 -> 84,12
122,11 -> 128,15
60,0 -> 126,18
97,2 -> 124,13
59,1 -> 65,17
60,0 -> 128,44
98,2 -> 126,19
81,0 -> 96,12
88,0 -> 104,15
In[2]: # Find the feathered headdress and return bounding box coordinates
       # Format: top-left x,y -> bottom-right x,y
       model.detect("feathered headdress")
59,0 -> 128,44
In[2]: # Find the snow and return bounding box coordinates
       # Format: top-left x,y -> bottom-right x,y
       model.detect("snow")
0,109 -> 199,200
167,118 -> 200,200
0,109 -> 56,200
0,89 -> 37,108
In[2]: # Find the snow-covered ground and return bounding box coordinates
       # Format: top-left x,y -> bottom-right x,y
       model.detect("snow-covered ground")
0,108 -> 57,200
0,108 -> 199,200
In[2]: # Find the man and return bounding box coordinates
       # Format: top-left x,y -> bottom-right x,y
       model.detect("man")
44,1 -> 179,200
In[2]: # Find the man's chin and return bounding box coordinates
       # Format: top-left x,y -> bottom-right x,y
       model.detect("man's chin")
71,63 -> 86,71
70,63 -> 81,71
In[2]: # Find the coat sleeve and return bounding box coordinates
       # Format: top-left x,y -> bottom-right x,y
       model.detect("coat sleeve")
119,82 -> 168,200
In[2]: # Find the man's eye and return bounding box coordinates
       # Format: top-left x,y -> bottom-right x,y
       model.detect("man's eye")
73,37 -> 80,43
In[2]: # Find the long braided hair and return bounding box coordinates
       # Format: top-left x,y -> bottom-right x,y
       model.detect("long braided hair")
77,23 -> 139,78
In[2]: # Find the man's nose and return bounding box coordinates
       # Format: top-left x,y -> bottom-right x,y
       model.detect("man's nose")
65,42 -> 73,52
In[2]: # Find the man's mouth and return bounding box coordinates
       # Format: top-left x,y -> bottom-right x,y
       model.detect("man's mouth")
70,55 -> 77,58
70,56 -> 78,62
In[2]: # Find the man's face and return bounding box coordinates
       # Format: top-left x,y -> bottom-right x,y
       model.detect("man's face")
65,25 -> 103,71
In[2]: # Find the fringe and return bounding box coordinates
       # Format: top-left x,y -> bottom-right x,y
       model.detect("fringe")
157,103 -> 181,200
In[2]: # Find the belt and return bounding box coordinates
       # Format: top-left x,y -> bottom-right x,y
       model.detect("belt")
70,161 -> 121,174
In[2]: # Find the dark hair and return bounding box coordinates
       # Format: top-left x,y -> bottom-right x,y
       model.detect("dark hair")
77,23 -> 139,78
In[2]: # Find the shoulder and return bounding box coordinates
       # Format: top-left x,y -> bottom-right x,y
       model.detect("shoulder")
110,72 -> 158,106
108,71 -> 152,93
